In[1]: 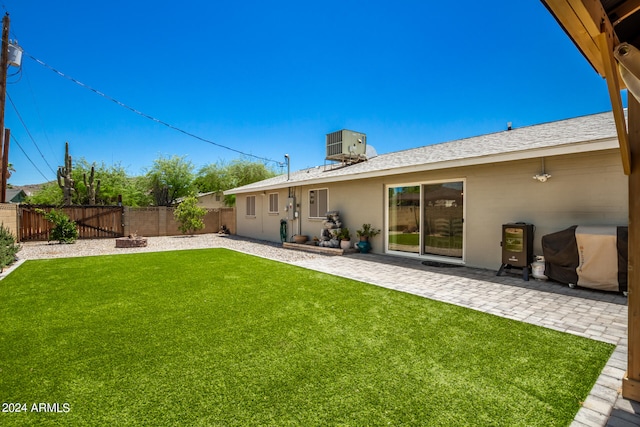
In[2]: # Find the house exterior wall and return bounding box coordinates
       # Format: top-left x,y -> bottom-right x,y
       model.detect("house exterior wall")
234,149 -> 627,270
196,193 -> 226,209
236,189 -> 290,241
463,150 -> 626,268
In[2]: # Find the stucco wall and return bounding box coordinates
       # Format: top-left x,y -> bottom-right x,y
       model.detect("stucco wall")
234,149 -> 627,270
196,193 -> 226,209
236,190 -> 290,241
124,207 -> 236,237
463,150 -> 626,269
0,203 -> 18,237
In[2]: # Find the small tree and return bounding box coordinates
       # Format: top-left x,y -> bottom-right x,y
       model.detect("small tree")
26,181 -> 64,205
37,209 -> 79,244
173,196 -> 206,235
0,224 -> 20,271
146,154 -> 195,206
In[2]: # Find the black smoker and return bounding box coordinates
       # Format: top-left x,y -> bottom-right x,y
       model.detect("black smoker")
497,223 -> 534,281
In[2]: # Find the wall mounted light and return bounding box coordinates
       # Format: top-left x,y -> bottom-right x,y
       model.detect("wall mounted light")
533,158 -> 551,183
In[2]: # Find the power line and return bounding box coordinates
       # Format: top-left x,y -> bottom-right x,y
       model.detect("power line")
11,133 -> 51,182
24,51 -> 281,165
7,91 -> 57,175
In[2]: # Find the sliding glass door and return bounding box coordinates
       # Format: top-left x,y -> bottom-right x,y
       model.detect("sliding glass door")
422,182 -> 463,258
388,186 -> 421,254
387,181 -> 464,260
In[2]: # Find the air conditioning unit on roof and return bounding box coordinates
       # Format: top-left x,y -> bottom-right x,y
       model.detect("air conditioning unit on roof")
325,130 -> 367,162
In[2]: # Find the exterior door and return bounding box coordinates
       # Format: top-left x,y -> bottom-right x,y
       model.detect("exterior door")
422,182 -> 464,258
387,186 -> 421,254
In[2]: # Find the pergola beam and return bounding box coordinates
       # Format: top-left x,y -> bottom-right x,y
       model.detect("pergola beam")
542,0 -> 640,403
610,0 -> 640,26
543,0 -> 617,77
544,0 -> 631,172
596,30 -> 631,174
623,93 -> 640,401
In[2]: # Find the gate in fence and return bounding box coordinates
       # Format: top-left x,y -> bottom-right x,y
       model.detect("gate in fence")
20,205 -> 124,241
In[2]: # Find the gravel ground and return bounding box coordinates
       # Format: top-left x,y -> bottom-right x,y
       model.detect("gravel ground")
13,234 -> 322,264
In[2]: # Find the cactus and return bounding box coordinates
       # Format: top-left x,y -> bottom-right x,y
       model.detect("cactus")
57,142 -> 75,206
83,165 -> 101,205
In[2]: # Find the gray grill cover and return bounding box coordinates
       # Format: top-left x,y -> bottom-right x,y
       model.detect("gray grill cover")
541,226 -> 627,293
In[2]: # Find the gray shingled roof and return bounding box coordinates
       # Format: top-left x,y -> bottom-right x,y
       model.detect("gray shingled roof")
227,111 -> 619,194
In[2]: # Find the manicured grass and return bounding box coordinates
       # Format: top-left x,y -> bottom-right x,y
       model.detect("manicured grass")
0,249 -> 613,426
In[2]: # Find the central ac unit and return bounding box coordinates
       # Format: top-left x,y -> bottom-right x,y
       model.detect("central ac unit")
325,130 -> 367,162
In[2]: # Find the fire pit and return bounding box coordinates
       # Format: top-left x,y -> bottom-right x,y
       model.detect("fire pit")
116,234 -> 148,248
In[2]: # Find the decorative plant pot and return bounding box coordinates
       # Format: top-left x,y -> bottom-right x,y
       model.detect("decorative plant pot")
356,239 -> 371,253
340,240 -> 352,250
293,235 -> 308,244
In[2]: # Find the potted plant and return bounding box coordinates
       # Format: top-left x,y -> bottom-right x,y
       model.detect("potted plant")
356,223 -> 380,253
293,234 -> 308,244
338,227 -> 352,250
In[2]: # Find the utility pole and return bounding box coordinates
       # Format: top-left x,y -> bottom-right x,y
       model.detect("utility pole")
0,13 -> 9,203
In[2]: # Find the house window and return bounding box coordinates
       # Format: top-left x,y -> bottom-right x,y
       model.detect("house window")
268,193 -> 279,213
308,188 -> 328,218
246,195 -> 256,216
215,193 -> 221,202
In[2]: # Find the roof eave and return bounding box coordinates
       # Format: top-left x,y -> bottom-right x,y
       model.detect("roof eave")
225,137 -> 619,195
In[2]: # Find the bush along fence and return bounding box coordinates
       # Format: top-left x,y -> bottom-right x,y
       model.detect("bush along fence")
123,206 -> 235,238
16,205 -> 236,242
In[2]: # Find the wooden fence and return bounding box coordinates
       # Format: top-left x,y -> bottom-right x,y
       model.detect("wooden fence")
18,205 -> 236,241
19,205 -> 124,241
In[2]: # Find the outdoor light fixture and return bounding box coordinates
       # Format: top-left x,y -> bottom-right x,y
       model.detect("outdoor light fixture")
614,42 -> 640,102
533,173 -> 552,182
533,158 -> 551,183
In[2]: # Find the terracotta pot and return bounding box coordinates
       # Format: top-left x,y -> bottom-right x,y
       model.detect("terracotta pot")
293,235 -> 308,244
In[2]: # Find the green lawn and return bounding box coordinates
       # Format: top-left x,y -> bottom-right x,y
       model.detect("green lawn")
0,249 -> 613,426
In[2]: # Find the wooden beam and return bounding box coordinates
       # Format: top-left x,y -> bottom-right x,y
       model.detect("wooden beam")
611,0 -> 640,26
596,30 -> 631,174
543,0 -> 620,78
623,90 -> 640,401
567,0 -> 612,36
543,0 -> 605,75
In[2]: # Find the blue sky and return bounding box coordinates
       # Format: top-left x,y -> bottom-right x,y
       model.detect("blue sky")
3,1 -> 619,186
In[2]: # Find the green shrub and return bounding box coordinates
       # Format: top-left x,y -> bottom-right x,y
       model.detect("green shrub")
37,209 -> 79,244
173,196 -> 206,235
0,224 -> 19,270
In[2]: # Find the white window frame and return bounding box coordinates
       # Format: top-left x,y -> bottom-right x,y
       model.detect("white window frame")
245,195 -> 256,217
308,188 -> 328,218
268,193 -> 279,214
384,178 -> 466,264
